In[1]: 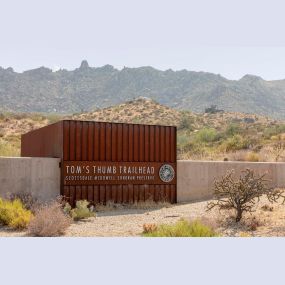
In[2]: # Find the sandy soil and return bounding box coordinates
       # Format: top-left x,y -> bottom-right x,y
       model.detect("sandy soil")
1,197 -> 285,237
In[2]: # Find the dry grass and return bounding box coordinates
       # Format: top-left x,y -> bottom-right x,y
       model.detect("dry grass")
0,139 -> 20,156
142,219 -> 218,237
28,201 -> 71,237
215,147 -> 285,162
95,200 -> 171,212
143,223 -> 157,234
0,113 -> 63,157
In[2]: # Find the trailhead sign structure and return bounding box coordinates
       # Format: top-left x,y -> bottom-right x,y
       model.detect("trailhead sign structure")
21,120 -> 177,205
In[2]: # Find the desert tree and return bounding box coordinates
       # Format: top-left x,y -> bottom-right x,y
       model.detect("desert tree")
270,141 -> 285,162
207,168 -> 285,222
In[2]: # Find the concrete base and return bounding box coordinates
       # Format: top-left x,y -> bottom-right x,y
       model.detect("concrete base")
0,157 -> 60,202
177,160 -> 285,202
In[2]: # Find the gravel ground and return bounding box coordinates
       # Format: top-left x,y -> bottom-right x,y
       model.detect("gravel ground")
1,197 -> 285,237
65,201 -> 211,237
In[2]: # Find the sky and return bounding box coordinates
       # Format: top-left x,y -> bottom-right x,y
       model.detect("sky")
1,0 -> 285,80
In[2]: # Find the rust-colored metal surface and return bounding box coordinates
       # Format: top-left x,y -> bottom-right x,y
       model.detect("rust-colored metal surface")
21,120 -> 177,205
21,121 -> 63,158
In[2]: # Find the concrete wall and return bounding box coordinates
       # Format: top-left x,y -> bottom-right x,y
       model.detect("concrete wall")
177,160 -> 285,203
2,157 -> 285,204
0,157 -> 60,202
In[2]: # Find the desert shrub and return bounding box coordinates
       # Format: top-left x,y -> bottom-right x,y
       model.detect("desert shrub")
0,139 -> 20,156
143,223 -> 158,234
207,169 -> 285,222
263,124 -> 285,139
177,133 -> 190,148
225,123 -> 241,137
179,142 -> 211,159
0,198 -> 33,229
258,147 -> 273,162
28,201 -> 71,237
8,192 -> 38,212
220,135 -> 250,152
245,152 -> 259,162
178,114 -> 193,130
270,141 -> 285,162
142,219 -> 218,237
227,150 -> 249,161
70,200 -> 95,221
63,202 -> 72,215
195,128 -> 219,143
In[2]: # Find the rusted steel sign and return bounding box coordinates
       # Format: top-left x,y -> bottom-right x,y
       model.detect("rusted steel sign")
63,161 -> 176,185
21,120 -> 177,205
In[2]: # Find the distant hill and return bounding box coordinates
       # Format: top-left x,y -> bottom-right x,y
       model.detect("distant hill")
73,97 -> 181,126
73,97 -> 274,127
1,61 -> 285,118
0,98 -> 282,161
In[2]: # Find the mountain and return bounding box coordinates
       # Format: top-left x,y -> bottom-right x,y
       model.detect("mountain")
1,61 -> 285,118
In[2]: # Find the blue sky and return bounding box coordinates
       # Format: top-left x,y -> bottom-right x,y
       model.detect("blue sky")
1,0 -> 285,80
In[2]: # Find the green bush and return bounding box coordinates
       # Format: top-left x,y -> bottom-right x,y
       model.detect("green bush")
220,135 -> 250,152
0,198 -> 33,229
63,202 -> 72,215
69,200 -> 96,221
142,219 -> 218,237
177,133 -> 189,147
263,124 -> 285,139
195,128 -> 219,143
178,114 -> 194,130
225,123 -> 241,137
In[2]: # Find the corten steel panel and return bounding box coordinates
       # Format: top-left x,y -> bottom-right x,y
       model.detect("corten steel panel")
21,121 -> 63,158
21,120 -> 177,206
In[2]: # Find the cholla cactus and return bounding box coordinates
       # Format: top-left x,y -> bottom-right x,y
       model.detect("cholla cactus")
207,169 -> 285,222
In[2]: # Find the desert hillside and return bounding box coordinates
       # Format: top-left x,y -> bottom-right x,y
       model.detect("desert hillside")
1,98 -> 285,162
0,113 -> 61,156
72,97 -> 181,126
